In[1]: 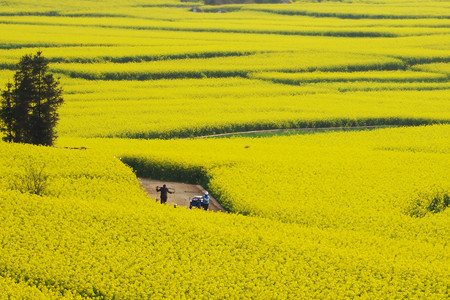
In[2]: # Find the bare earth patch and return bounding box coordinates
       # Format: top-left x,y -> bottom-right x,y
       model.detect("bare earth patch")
139,178 -> 226,212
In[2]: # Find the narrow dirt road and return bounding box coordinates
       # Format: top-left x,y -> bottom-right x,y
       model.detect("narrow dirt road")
139,178 -> 226,212
191,125 -> 399,138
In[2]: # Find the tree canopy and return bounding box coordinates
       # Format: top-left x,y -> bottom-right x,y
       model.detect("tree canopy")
0,52 -> 63,146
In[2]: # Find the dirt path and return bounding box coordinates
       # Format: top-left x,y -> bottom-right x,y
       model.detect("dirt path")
191,125 -> 400,138
139,126 -> 401,211
139,178 -> 226,212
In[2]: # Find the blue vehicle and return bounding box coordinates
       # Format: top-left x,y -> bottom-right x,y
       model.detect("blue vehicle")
189,196 -> 203,209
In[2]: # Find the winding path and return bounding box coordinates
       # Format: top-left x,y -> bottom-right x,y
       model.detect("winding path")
138,125 -> 407,212
139,178 -> 226,212
192,125 -> 400,139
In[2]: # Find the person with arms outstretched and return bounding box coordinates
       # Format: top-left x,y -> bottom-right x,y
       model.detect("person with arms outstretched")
156,184 -> 174,204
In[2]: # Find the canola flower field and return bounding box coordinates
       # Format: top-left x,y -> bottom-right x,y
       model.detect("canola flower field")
2,126 -> 450,298
0,0 -> 449,298
0,0 -> 449,138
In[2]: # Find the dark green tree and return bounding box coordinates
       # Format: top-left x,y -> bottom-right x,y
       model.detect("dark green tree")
0,82 -> 14,142
0,52 -> 63,146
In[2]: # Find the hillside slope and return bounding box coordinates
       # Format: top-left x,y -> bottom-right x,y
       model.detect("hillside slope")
1,127 -> 449,298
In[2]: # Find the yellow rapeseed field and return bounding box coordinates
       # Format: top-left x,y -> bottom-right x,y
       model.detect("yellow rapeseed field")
1,125 -> 449,298
0,0 -> 449,298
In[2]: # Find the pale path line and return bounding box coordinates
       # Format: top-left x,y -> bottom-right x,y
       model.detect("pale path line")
138,125 -> 400,211
191,125 -> 401,139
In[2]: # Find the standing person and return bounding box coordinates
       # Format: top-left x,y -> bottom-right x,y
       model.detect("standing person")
202,191 -> 210,210
156,184 -> 174,204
